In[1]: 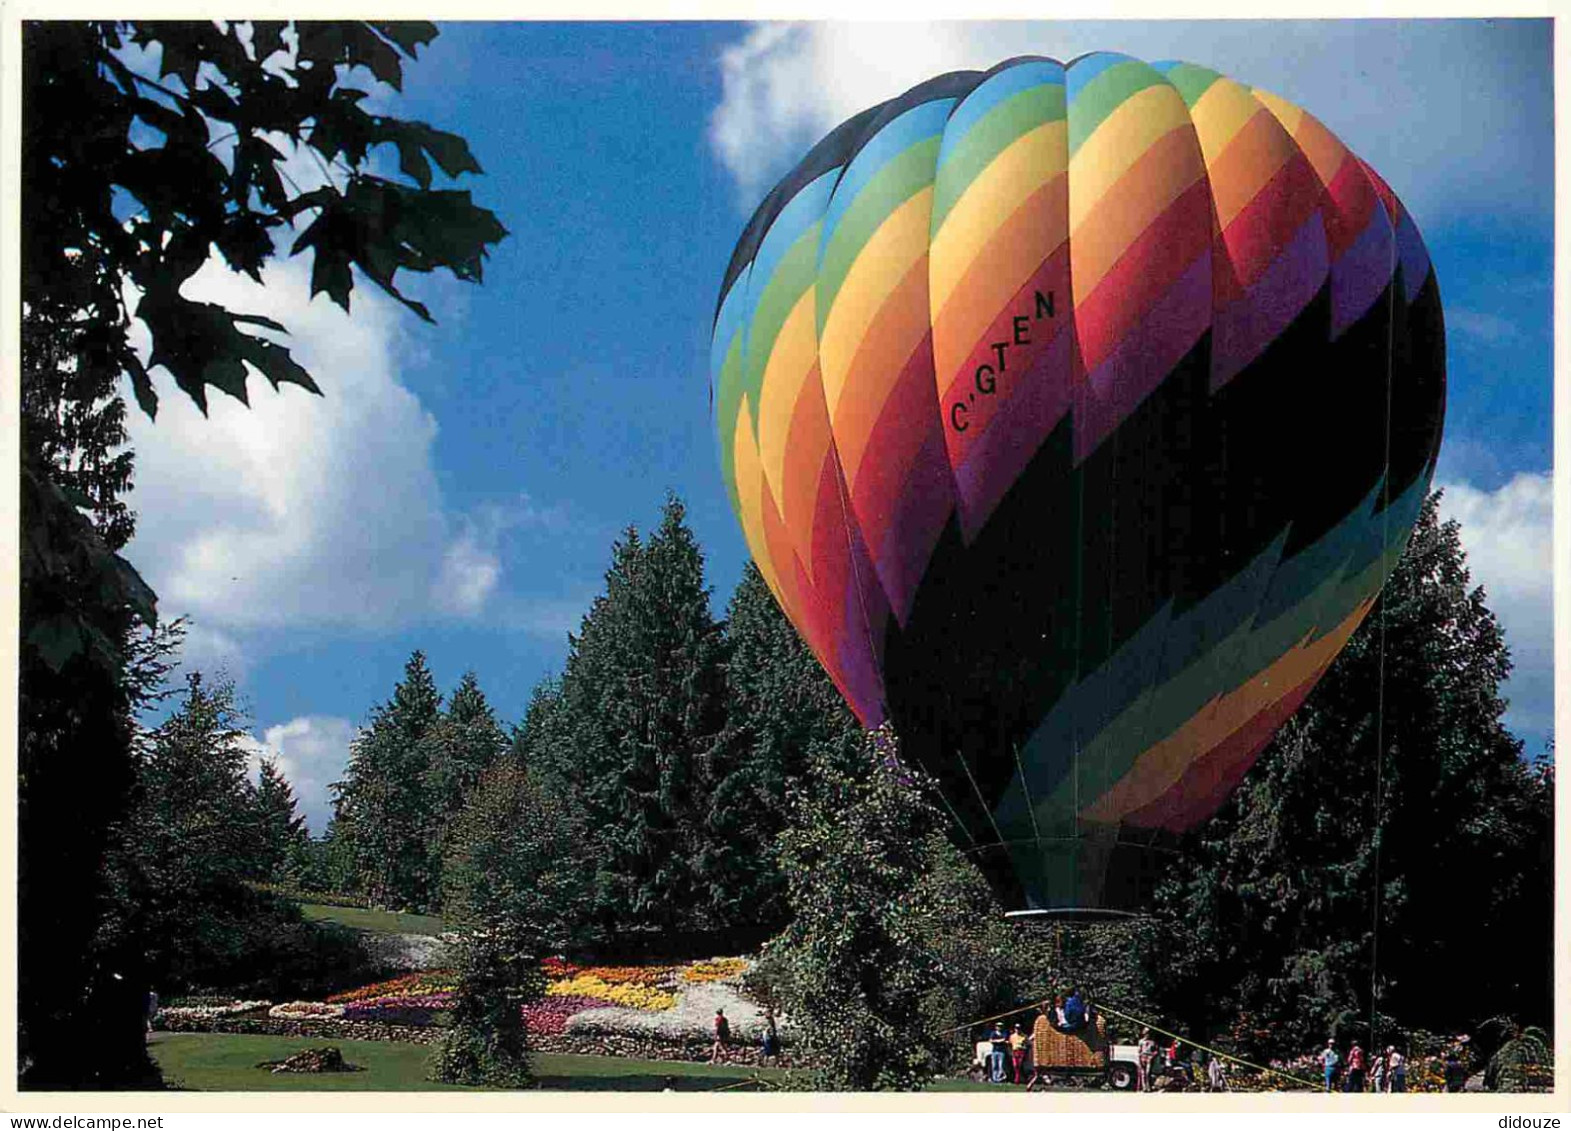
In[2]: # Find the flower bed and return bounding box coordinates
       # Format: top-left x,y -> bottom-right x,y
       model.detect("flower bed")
546,974 -> 676,1011
268,1001 -> 346,1020
521,994 -> 604,1036
343,992 -> 455,1027
327,970 -> 455,1005
157,1000 -> 270,1023
682,957 -> 748,984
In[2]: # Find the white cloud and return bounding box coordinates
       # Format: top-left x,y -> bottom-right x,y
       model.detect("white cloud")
435,533 -> 503,618
242,715 -> 360,835
1438,471 -> 1554,745
123,254 -> 495,633
708,21 -> 1552,230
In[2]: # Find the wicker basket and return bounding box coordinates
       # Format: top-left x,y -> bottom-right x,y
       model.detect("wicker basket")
1032,1012 -> 1108,1071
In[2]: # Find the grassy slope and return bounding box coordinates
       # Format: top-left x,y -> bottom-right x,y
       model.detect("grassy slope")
151,1033 -> 787,1092
297,903 -> 447,937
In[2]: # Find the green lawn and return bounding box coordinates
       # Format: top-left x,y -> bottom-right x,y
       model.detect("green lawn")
151,1033 -> 788,1092
298,903 -> 447,937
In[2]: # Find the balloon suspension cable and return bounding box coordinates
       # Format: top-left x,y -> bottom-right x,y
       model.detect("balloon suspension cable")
1368,208 -> 1399,1053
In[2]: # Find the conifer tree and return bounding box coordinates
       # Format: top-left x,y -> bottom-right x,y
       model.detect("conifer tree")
335,651 -> 443,908
421,670 -> 509,898
552,496 -> 737,934
720,562 -> 864,925
252,757 -> 310,883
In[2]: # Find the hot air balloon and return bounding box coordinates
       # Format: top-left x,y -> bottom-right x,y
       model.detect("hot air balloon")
711,53 -> 1445,915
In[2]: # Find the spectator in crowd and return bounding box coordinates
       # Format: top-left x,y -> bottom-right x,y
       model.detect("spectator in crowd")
1344,1042 -> 1366,1093
1009,1023 -> 1028,1084
1137,1028 -> 1158,1092
1387,1047 -> 1406,1093
1207,1051 -> 1228,1092
1444,1045 -> 1466,1093
1319,1039 -> 1340,1092
986,1022 -> 1008,1083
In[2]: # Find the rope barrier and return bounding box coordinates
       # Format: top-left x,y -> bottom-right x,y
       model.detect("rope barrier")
936,997 -> 1320,1090
1093,1001 -> 1319,1090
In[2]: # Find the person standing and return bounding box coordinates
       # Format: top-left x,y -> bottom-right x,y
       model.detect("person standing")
760,1007 -> 780,1066
1388,1047 -> 1406,1093
1137,1028 -> 1157,1093
1009,1023 -> 1028,1084
1344,1042 -> 1365,1093
1370,1047 -> 1387,1094
709,1008 -> 732,1064
1443,1045 -> 1466,1093
1319,1039 -> 1340,1092
1207,1052 -> 1228,1092
987,1022 -> 1008,1083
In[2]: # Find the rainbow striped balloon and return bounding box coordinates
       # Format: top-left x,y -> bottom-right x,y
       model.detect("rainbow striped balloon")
711,53 -> 1445,912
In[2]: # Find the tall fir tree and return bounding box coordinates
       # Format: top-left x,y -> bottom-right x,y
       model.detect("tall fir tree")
252,758 -> 310,884
552,495 -> 738,935
421,671 -> 509,902
719,562 -> 863,927
1154,491 -> 1553,1055
334,651 -> 443,909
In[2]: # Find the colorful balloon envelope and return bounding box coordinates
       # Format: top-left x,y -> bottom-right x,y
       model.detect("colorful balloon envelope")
711,53 -> 1445,913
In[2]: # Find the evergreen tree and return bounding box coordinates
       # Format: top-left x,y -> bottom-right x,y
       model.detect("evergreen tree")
335,651 -> 443,909
720,562 -> 864,926
252,758 -> 310,884
552,496 -> 738,935
1155,492 -> 1553,1055
421,671 -> 510,901
440,763 -> 595,945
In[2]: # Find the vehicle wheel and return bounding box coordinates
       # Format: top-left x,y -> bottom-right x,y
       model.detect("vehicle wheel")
1108,1063 -> 1136,1091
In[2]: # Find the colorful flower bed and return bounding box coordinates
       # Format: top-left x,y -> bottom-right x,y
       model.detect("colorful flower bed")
326,971 -> 455,1005
316,956 -> 752,1033
342,993 -> 455,1026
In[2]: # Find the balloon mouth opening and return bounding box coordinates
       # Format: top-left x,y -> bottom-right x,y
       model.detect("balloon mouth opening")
1003,908 -> 1143,923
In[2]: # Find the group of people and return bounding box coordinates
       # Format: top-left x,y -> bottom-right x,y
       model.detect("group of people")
1136,1028 -> 1226,1092
1316,1039 -> 1410,1092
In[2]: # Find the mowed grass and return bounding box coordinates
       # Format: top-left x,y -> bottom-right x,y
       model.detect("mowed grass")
151,1033 -> 787,1092
297,902 -> 447,937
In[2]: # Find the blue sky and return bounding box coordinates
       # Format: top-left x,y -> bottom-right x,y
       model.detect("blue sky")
120,20 -> 1555,830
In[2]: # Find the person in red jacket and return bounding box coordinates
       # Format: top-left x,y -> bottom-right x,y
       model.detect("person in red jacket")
1344,1042 -> 1366,1092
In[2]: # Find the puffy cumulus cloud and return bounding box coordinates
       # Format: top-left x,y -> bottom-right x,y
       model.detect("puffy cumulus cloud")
708,20 -> 1552,229
1438,471 -> 1554,744
123,255 -> 504,634
241,715 -> 360,835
